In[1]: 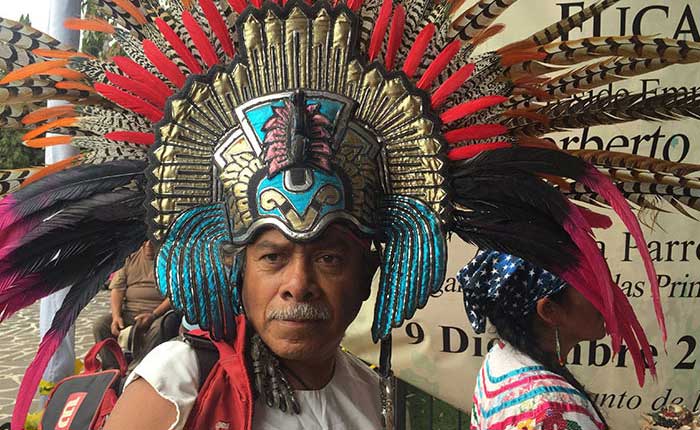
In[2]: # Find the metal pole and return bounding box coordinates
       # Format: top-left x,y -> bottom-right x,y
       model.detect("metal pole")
38,0 -> 81,404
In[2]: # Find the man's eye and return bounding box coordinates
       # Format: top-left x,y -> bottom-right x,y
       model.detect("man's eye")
319,254 -> 342,264
262,253 -> 281,262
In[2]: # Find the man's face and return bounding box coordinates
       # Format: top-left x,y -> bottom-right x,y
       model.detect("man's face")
242,226 -> 376,363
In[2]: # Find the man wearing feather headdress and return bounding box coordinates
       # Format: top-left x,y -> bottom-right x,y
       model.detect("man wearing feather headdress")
1,0 -> 700,429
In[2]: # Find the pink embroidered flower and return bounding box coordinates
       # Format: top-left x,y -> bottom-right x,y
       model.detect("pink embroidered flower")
541,409 -> 567,430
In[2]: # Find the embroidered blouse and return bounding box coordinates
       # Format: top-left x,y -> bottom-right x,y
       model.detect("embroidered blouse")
471,341 -> 605,430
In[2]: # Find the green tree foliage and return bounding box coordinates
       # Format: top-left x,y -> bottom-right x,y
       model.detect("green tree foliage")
0,130 -> 44,169
0,3 -> 114,169
81,0 -> 110,58
0,14 -> 44,169
82,0 -> 123,59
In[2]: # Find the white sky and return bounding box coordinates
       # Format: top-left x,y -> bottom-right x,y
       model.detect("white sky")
0,1 -> 52,32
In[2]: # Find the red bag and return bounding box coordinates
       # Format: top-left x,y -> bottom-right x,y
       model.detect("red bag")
40,338 -> 127,430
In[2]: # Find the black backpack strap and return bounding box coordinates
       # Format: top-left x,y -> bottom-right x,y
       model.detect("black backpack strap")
182,333 -> 220,387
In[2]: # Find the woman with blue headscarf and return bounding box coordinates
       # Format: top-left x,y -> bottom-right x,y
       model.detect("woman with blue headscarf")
458,250 -> 609,430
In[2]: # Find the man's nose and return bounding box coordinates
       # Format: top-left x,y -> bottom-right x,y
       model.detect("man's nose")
280,255 -> 317,302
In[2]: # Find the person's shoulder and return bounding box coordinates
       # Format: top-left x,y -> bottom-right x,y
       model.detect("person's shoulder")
126,340 -> 200,389
476,367 -> 602,429
116,340 -> 201,430
126,247 -> 144,264
141,339 -> 198,366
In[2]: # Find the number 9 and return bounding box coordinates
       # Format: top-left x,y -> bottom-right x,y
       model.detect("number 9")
406,322 -> 424,344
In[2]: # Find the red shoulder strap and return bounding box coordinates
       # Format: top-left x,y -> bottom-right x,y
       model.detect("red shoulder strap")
83,338 -> 128,376
184,316 -> 253,430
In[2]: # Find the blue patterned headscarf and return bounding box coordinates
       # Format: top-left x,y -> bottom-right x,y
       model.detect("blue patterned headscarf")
457,250 -> 568,334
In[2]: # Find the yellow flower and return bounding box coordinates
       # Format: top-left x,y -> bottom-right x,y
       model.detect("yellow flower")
515,418 -> 537,430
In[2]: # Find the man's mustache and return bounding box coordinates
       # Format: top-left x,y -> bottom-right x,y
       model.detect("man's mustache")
267,303 -> 331,321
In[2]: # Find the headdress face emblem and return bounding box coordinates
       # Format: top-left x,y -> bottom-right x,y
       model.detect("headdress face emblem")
215,89 -> 364,242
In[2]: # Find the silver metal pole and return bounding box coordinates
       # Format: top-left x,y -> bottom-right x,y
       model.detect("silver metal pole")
38,0 -> 81,402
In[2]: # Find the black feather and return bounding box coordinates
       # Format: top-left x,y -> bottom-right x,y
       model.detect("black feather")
451,147 -> 588,180
0,160 -> 146,231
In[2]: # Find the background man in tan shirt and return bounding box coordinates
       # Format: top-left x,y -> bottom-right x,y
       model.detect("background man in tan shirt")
93,240 -> 172,368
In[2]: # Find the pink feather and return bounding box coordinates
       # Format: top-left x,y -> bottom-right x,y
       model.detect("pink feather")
576,206 -> 612,229
155,18 -> 203,74
200,0 -> 235,58
12,332 -> 63,430
384,4 -> 405,69
561,205 -> 617,343
368,0 -> 393,61
402,24 -> 434,79
440,95 -> 508,124
580,165 -> 666,344
143,39 -> 187,88
183,10 -> 219,68
416,39 -> 461,90
0,274 -> 45,321
95,83 -> 164,123
614,287 -> 656,385
431,63 -> 475,109
0,217 -> 42,261
0,194 -> 18,231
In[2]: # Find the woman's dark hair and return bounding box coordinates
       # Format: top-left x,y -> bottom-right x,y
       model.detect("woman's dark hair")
487,288 -> 609,428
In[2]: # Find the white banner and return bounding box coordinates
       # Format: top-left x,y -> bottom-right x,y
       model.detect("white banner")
345,1 -> 700,428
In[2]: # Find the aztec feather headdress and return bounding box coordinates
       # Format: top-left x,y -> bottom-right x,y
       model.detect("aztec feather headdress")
1,0 -> 700,427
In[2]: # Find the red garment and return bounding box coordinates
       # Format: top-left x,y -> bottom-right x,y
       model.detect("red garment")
184,316 -> 253,430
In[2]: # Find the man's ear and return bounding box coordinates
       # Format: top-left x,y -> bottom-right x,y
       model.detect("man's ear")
535,297 -> 563,327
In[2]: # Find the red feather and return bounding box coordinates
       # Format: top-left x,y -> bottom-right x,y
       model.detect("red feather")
112,56 -> 172,106
440,95 -> 508,123
227,0 -> 247,13
346,0 -> 363,11
402,24 -> 434,78
444,124 -> 508,144
447,142 -> 510,160
95,83 -> 164,123
105,71 -> 165,108
143,39 -> 187,88
104,131 -> 156,145
250,0 -> 262,8
200,0 -> 235,58
156,17 -> 203,74
431,63 -> 474,109
417,39 -> 462,90
368,0 -> 393,62
384,4 -> 405,69
183,10 -> 219,68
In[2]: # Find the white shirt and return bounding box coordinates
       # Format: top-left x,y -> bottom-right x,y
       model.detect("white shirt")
124,341 -> 382,430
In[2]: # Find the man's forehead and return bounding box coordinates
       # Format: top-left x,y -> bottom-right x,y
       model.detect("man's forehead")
249,225 -> 363,250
